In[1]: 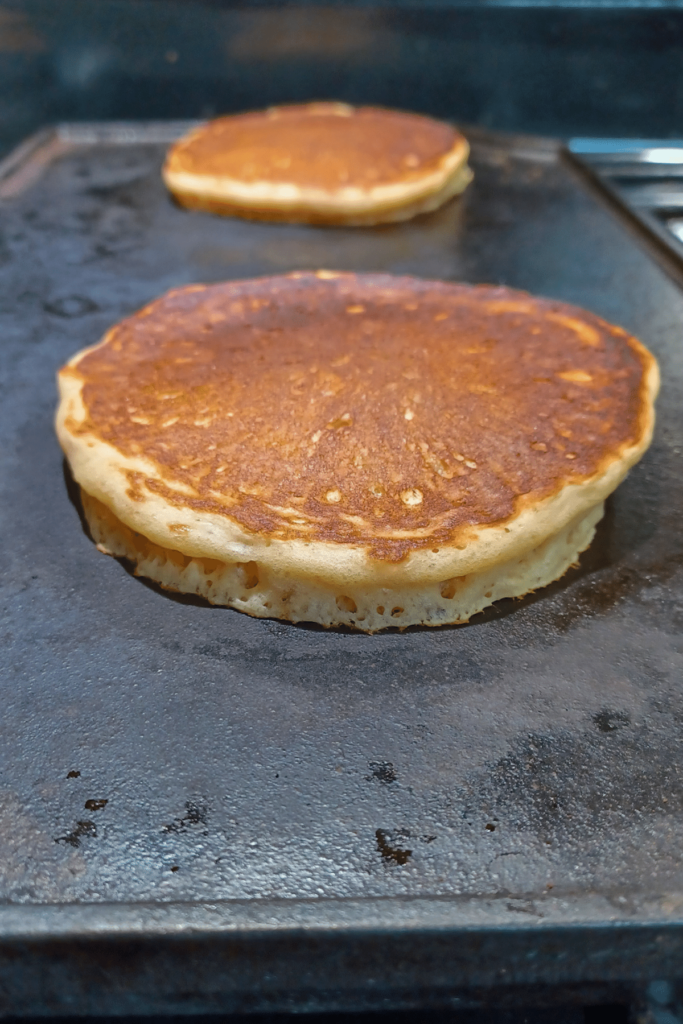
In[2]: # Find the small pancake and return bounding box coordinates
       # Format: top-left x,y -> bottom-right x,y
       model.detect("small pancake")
163,103 -> 472,225
56,272 -> 659,631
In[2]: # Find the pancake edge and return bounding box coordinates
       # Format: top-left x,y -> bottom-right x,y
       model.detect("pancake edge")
162,136 -> 472,224
55,325 -> 659,590
79,488 -> 605,631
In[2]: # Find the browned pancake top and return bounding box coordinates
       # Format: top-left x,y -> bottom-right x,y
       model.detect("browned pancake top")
165,104 -> 462,190
67,273 -> 652,561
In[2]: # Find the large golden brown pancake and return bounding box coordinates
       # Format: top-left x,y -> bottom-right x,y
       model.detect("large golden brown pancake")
163,103 -> 472,225
56,272 -> 658,631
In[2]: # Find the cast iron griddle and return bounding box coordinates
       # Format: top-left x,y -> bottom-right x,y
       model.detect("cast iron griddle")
1,123 -> 683,1016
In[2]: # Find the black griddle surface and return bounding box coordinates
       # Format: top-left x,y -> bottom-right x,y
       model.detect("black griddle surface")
1,123 -> 683,1015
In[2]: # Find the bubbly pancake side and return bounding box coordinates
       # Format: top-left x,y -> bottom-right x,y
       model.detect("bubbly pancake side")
56,272 -> 659,630
163,104 -> 472,225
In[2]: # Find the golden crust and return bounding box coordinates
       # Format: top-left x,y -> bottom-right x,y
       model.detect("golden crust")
163,103 -> 472,225
56,272 -> 659,601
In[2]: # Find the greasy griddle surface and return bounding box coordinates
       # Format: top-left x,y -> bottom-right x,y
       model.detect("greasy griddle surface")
1,126 -> 682,919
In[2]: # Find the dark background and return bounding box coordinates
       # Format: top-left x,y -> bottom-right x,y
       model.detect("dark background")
1,0 -> 683,160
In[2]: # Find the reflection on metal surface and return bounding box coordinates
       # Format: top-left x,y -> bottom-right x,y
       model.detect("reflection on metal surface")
56,120 -> 200,146
667,218 -> 683,243
568,137 -> 683,266
617,182 -> 683,209
570,139 -> 683,163
642,148 -> 683,165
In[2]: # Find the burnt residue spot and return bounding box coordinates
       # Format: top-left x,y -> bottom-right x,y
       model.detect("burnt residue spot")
43,295 -> 98,318
170,865 -> 179,873
375,828 -> 412,865
594,709 -> 631,733
485,822 -> 496,831
84,798 -> 108,811
506,900 -> 538,915
66,770 -> 80,779
367,761 -> 397,784
474,722 -> 683,847
162,801 -> 209,836
55,820 -> 96,847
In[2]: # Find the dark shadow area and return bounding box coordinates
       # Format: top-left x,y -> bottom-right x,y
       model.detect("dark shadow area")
584,1005 -> 630,1024
62,457 -> 93,541
2,1006 -> 622,1024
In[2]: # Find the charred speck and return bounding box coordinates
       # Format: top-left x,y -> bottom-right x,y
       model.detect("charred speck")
66,770 -> 80,779
506,900 -> 538,915
594,709 -> 631,733
367,761 -> 397,784
55,820 -> 96,847
84,798 -> 108,811
170,865 -> 179,872
162,800 -> 209,835
486,822 -> 496,831
376,828 -> 412,865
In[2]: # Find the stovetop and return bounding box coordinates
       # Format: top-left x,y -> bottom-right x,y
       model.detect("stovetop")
568,138 -> 683,279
